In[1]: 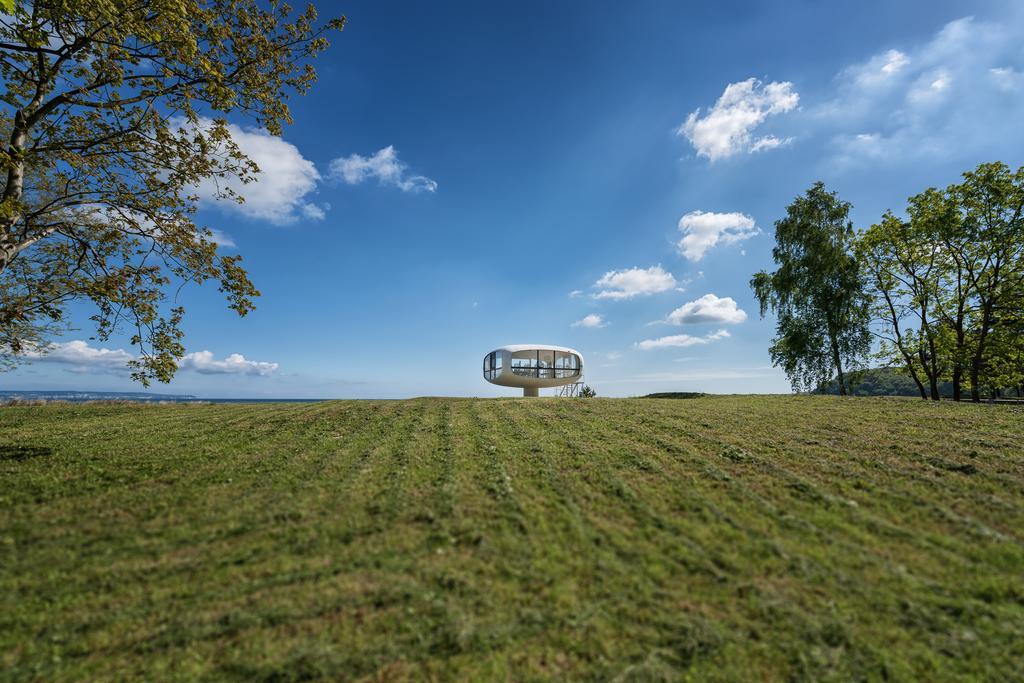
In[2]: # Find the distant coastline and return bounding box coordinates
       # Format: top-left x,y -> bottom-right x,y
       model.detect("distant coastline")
0,390 -> 325,404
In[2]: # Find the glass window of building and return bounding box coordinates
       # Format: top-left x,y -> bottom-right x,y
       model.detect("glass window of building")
511,349 -> 538,376
484,351 -> 502,380
554,351 -> 580,378
538,349 -> 554,378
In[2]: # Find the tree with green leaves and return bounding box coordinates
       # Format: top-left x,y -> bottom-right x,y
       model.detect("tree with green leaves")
858,200 -> 953,401
981,290 -> 1024,397
859,162 -> 1024,402
0,2 -> 343,383
751,182 -> 871,395
953,162 -> 1024,401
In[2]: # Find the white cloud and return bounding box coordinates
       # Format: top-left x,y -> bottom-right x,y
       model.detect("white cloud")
636,329 -> 730,351
824,15 -> 1024,165
678,78 -> 799,161
677,210 -> 759,261
184,118 -> 325,225
990,66 -> 1023,92
666,294 -> 747,325
20,340 -> 133,370
907,69 -> 952,104
14,338 -> 279,377
593,266 -> 678,300
749,135 -> 792,153
572,314 -> 607,328
179,350 -> 279,376
206,229 -> 236,248
880,49 -> 911,76
300,203 -> 327,220
568,289 -> 584,299
843,49 -> 910,89
328,146 -> 437,193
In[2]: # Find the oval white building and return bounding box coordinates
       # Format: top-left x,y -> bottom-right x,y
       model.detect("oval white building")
483,344 -> 584,397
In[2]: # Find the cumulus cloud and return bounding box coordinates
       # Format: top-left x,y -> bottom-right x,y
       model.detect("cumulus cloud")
20,340 -> 134,371
678,78 -> 799,161
178,350 -> 279,376
183,117 -> 325,225
666,294 -> 747,325
677,210 -> 759,261
572,314 -> 607,328
14,339 -> 278,377
568,289 -> 584,299
636,329 -> 730,351
593,266 -> 678,300
328,146 -> 437,193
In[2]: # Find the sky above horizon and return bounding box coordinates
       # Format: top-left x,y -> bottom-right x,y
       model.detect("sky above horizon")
7,0 -> 1024,398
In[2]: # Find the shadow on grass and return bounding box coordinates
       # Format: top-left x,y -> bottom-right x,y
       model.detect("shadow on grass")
0,445 -> 53,462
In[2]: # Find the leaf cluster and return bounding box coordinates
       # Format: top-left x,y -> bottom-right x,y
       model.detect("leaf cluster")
751,182 -> 872,394
858,162 -> 1024,399
1,1 -> 344,383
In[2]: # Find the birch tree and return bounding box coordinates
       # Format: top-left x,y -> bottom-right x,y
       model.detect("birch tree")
751,182 -> 871,395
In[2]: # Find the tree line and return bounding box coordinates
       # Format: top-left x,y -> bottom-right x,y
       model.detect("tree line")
752,162 -> 1024,401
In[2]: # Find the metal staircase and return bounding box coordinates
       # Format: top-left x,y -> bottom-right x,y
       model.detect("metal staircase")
554,382 -> 585,397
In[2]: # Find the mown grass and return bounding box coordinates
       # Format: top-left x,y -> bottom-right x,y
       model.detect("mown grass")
1,396 -> 1022,681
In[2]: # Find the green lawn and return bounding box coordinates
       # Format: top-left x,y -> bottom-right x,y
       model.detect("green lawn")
2,396 -> 1022,681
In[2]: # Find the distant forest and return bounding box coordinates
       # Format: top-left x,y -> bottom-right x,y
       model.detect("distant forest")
815,367 -> 1023,398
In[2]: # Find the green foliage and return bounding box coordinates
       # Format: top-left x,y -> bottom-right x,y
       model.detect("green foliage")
751,182 -> 872,395
2,397 -> 1022,679
816,367 -> 958,397
640,391 -> 706,399
858,162 -> 1024,401
955,162 -> 1024,397
578,384 -> 596,398
0,2 -> 344,384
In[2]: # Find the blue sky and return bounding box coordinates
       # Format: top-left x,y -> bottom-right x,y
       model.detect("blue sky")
8,0 -> 1024,397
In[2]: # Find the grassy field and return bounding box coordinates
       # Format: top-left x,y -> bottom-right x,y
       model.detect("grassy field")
1,396 -> 1022,681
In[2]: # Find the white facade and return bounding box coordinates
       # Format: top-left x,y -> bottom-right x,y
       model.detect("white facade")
483,344 -> 584,397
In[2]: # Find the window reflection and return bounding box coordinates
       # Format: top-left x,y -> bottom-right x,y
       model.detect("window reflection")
483,351 -> 503,380
554,350 -> 580,378
494,349 -> 581,379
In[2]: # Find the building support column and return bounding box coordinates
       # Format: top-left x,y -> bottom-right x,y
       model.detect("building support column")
523,387 -> 539,397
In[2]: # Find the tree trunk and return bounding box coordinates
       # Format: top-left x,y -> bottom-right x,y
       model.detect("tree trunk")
917,296 -> 942,401
1,112 -> 30,274
879,287 -> 926,399
917,346 -> 940,401
969,316 -> 993,404
909,370 -> 927,399
952,325 -> 965,401
830,337 -> 847,396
